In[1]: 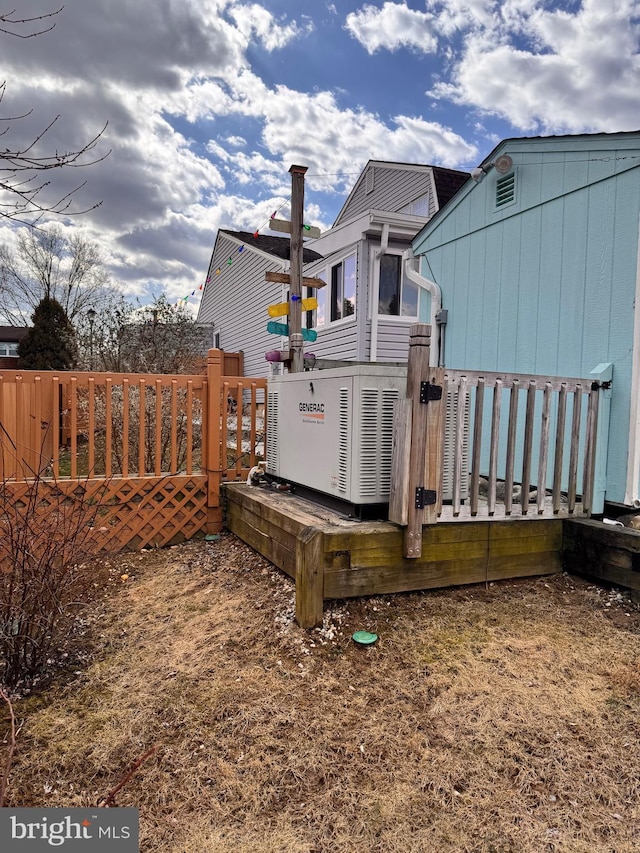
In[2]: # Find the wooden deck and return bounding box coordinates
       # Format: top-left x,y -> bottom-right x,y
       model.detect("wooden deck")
224,483 -> 563,627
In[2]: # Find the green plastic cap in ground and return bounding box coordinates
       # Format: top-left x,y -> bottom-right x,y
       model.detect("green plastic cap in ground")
352,630 -> 378,645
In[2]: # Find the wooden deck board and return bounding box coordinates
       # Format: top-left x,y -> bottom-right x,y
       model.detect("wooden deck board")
224,484 -> 564,625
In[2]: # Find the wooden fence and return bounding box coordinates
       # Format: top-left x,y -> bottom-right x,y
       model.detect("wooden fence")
390,325 -> 612,557
0,350 -> 266,551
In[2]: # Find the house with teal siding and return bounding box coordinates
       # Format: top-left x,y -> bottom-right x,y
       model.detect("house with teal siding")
411,130 -> 640,508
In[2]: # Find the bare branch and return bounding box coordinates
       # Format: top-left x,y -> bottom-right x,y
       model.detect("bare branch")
0,6 -> 64,38
0,687 -> 17,808
0,7 -> 109,224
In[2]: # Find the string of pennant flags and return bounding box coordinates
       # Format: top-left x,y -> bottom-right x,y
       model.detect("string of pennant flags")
173,166 -> 359,310
174,197 -> 306,309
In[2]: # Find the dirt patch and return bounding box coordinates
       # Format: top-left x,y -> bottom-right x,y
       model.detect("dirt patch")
3,532 -> 640,852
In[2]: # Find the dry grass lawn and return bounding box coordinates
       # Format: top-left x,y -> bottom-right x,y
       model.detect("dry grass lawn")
3,532 -> 640,852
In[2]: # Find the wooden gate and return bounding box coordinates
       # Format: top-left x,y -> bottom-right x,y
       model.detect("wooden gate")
390,325 -> 612,558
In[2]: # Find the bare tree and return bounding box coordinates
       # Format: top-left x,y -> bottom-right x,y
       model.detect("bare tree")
0,224 -> 117,325
0,6 -> 109,225
82,295 -> 210,374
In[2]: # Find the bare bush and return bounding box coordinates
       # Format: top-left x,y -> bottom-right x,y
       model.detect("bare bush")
0,469 -> 109,689
71,383 -> 203,477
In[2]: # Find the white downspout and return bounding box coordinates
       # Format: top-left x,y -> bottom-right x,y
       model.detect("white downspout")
370,222 -> 390,362
625,212 -> 640,506
403,248 -> 442,368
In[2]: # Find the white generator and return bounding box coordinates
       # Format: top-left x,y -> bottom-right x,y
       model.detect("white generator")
266,364 -> 468,513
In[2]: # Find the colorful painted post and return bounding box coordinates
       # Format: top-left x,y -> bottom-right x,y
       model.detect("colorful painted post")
289,164 -> 307,373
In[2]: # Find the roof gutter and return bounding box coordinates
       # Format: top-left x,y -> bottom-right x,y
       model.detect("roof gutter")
402,248 -> 442,367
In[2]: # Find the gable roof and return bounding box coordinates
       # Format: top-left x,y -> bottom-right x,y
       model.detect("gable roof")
413,129 -> 640,246
474,128 -> 640,172
332,159 -> 470,229
218,229 -> 323,263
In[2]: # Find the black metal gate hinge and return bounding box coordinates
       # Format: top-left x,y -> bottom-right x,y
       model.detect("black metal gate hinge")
415,487 -> 437,509
419,381 -> 443,404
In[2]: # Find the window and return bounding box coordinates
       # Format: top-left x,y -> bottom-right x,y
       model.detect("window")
401,192 -> 430,217
330,254 -> 356,322
306,271 -> 326,329
213,331 -> 220,349
378,255 -> 418,317
0,342 -> 18,357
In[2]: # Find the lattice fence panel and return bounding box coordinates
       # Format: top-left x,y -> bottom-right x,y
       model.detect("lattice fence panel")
2,475 -> 207,553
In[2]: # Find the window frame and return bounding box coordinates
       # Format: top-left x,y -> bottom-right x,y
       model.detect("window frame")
308,251 -> 357,329
377,250 -> 419,320
329,252 -> 357,324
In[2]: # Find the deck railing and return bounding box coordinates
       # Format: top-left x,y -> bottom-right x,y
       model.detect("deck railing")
0,350 -> 266,550
390,325 -> 612,557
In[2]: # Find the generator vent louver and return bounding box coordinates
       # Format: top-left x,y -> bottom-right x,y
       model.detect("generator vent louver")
356,387 -> 399,498
442,390 -> 470,500
266,390 -> 278,472
380,389 -> 398,492
358,388 -> 381,497
337,387 -> 349,493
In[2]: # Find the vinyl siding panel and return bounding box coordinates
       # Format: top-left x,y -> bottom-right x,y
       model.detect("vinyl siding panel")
375,321 -> 412,361
197,234 -> 286,378
335,165 -> 433,226
304,241 -> 364,362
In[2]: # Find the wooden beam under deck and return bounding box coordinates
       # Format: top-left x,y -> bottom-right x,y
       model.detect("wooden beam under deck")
224,484 -> 563,628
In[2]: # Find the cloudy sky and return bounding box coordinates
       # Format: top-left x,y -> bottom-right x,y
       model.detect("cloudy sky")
1,0 -> 639,310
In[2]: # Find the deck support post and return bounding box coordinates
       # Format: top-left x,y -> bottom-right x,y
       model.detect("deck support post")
206,348 -> 223,534
296,526 -> 324,628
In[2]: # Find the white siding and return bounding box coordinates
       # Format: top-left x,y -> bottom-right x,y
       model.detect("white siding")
375,321 -> 412,361
335,164 -> 434,226
197,234 -> 286,378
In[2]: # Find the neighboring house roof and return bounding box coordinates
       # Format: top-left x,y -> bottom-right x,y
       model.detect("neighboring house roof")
0,326 -> 28,343
431,166 -> 471,208
218,229 -> 323,263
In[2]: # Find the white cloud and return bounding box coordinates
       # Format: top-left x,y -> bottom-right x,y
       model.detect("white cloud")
13,0 -> 635,312
228,3 -> 311,50
345,2 -> 439,54
429,0 -> 640,132
218,75 -> 478,183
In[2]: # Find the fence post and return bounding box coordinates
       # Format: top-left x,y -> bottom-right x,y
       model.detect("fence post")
206,348 -> 223,534
296,526 -> 324,628
403,323 -> 438,558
